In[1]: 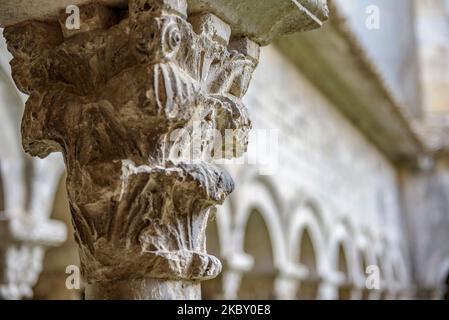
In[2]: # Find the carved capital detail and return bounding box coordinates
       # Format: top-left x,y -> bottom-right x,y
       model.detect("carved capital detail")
4,0 -> 259,284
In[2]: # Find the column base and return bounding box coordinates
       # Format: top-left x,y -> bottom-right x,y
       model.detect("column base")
85,278 -> 201,300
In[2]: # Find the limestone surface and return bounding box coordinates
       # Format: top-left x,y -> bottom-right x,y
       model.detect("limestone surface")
3,0 -> 258,288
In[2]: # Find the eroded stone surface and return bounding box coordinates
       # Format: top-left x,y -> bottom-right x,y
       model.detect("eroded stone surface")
3,0 -> 258,290
0,0 -> 329,45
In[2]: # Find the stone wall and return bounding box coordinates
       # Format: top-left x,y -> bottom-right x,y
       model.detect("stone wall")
1,0 -> 448,300
203,46 -> 411,299
334,0 -> 422,117
416,0 -> 449,115
401,159 -> 449,298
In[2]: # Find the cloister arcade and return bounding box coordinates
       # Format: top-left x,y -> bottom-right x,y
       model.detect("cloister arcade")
201,170 -> 410,300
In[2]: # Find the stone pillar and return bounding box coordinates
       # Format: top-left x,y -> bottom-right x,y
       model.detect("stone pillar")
318,280 -> 338,300
318,271 -> 342,300
0,57 -> 67,299
0,204 -> 66,299
3,0 -> 259,299
2,0 -> 329,300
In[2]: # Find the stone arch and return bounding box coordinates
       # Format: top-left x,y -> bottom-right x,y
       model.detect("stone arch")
336,243 -> 351,299
233,178 -> 287,271
376,238 -> 406,299
356,232 -> 379,299
296,229 -> 319,299
231,178 -> 286,299
288,201 -> 326,299
237,208 -> 277,299
341,218 -> 366,289
234,166 -> 284,218
327,223 -> 358,300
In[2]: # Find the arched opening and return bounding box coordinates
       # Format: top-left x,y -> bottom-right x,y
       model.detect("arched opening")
337,243 -> 352,300
238,209 -> 276,299
297,229 -> 319,299
202,215 -> 223,299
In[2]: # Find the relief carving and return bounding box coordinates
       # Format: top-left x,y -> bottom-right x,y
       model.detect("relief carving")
3,0 -> 259,286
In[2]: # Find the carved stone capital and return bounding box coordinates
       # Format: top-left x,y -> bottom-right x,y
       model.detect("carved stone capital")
4,0 -> 258,298
0,210 -> 66,299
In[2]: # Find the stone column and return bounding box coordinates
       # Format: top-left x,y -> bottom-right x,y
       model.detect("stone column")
0,44 -> 67,298
318,271 -> 342,300
3,0 -> 259,299
0,217 -> 65,300
2,0 -> 328,300
0,154 -> 67,299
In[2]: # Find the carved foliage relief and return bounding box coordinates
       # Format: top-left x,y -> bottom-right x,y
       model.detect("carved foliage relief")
3,0 -> 259,283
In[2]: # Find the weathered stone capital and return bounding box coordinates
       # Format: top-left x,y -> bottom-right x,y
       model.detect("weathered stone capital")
4,0 -> 258,291
0,210 -> 66,299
